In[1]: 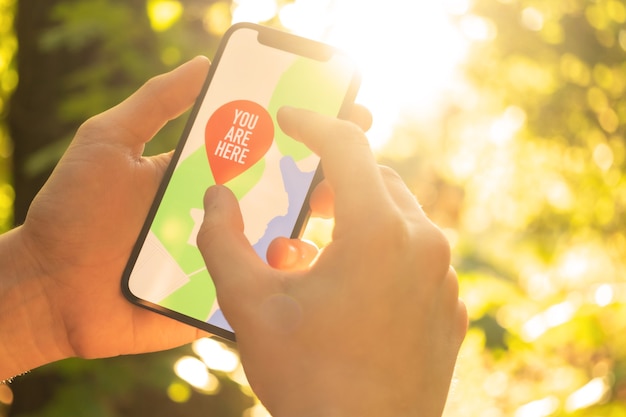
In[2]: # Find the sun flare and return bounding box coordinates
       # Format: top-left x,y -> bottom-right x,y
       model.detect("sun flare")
233,0 -> 470,149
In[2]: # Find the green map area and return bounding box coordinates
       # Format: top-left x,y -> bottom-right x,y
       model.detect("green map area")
147,55 -> 352,323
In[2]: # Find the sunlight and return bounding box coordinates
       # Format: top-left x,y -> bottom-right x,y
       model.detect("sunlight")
514,396 -> 559,417
443,0 -> 472,15
522,301 -> 576,341
146,0 -> 183,32
482,371 -> 509,398
558,251 -> 590,281
459,14 -> 497,41
489,106 -> 526,145
521,7 -> 544,31
232,0 -> 277,24
277,0 -> 469,149
204,1 -> 233,37
554,244 -> 619,286
278,0 -> 333,39
192,337 -> 240,373
244,403 -> 272,417
595,284 -> 614,307
174,356 -> 220,393
565,377 -> 610,412
227,0 -> 472,150
593,142 -> 614,172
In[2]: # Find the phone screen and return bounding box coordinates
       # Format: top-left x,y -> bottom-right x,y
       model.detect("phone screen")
121,23 -> 360,340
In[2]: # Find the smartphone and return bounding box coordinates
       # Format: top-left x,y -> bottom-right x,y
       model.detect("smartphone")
121,23 -> 360,341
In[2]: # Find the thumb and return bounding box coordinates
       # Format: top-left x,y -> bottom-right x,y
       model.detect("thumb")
196,185 -> 270,326
84,56 -> 210,150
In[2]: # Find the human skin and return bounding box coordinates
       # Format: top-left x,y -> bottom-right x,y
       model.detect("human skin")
0,57 -> 212,382
198,107 -> 468,417
0,55 -> 466,417
0,56 -> 379,381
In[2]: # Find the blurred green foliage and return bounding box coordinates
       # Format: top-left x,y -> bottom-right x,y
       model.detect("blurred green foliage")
437,0 -> 626,415
2,1 -> 256,416
0,0 -> 16,231
1,0 -> 625,417
22,0 -> 223,178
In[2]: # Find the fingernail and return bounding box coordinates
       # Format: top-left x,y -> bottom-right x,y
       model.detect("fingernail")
282,241 -> 301,268
203,185 -> 224,210
279,105 -> 297,113
277,106 -> 295,123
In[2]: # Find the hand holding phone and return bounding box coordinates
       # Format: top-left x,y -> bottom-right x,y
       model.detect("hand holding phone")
196,107 -> 468,417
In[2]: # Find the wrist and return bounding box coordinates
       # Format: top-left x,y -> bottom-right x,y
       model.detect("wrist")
0,227 -> 69,380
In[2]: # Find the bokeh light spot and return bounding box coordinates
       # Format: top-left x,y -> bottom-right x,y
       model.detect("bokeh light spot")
521,7 -> 544,31
514,396 -> 559,417
193,338 -> 240,373
593,142 -> 615,172
560,53 -> 590,86
0,384 -> 13,406
232,0 -> 277,24
595,284 -> 614,307
204,1 -> 232,37
174,356 -> 220,393
147,0 -> 183,32
167,381 -> 192,403
607,0 -> 626,23
565,377 -> 610,412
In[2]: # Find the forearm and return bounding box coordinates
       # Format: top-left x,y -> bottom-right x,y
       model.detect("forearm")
0,227 -> 67,381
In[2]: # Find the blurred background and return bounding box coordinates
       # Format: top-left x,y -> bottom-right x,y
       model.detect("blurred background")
0,0 -> 625,416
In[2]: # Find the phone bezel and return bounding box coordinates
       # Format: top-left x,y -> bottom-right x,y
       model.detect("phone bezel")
120,22 -> 361,342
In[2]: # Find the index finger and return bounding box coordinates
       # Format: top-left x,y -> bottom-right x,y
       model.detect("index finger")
277,106 -> 388,215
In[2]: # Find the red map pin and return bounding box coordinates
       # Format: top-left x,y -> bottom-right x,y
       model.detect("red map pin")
205,100 -> 274,185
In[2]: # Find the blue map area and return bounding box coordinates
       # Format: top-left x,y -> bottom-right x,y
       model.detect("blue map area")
208,308 -> 231,332
252,155 -> 316,261
207,155 -> 315,330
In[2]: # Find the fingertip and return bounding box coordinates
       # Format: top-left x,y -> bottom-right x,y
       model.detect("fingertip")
185,55 -> 211,76
267,237 -> 299,269
198,185 -> 243,249
276,106 -> 300,137
202,184 -> 224,218
197,185 -> 262,310
202,184 -> 224,212
275,105 -> 382,218
202,184 -> 236,206
191,54 -> 211,64
267,238 -> 319,271
349,104 -> 373,132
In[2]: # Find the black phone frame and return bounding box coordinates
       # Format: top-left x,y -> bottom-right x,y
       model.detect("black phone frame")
120,22 -> 361,342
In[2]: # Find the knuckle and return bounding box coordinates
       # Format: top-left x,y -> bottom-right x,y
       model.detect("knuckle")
419,225 -> 452,276
367,207 -> 412,252
141,72 -> 167,93
75,111 -> 131,149
386,215 -> 452,278
76,114 -> 107,139
335,119 -> 369,146
315,118 -> 371,164
443,267 -> 460,297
